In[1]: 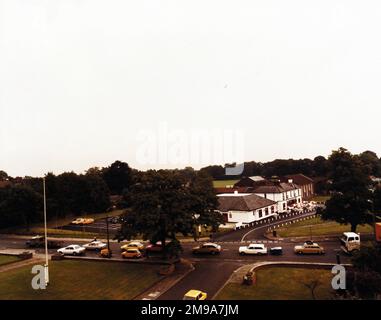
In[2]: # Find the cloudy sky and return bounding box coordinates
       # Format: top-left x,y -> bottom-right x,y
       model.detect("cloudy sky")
1,0 -> 381,177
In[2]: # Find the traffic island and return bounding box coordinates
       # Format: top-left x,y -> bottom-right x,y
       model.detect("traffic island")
213,261 -> 352,300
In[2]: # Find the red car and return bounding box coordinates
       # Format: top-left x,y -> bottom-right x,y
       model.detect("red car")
145,242 -> 164,253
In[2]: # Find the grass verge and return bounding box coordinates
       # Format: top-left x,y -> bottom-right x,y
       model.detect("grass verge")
215,266 -> 335,300
0,260 -> 163,300
276,216 -> 373,238
0,255 -> 21,267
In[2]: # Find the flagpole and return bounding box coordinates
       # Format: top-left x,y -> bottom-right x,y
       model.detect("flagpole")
43,177 -> 49,286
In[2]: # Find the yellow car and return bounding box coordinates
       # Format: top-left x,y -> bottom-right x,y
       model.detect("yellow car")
121,241 -> 145,251
121,248 -> 142,259
183,290 -> 207,300
71,218 -> 95,225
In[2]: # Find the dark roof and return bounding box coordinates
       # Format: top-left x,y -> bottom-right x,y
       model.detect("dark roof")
284,174 -> 314,185
253,182 -> 299,194
214,187 -> 253,194
218,194 -> 276,212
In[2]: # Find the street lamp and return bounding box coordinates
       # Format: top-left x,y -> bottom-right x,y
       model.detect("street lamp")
43,177 -> 49,286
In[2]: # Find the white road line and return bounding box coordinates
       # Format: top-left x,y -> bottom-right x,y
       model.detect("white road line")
240,212 -> 316,242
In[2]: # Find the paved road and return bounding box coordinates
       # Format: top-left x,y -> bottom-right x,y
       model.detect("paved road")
0,235 -> 349,300
213,211 -> 316,242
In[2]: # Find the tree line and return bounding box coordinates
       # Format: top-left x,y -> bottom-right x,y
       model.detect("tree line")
200,150 -> 381,180
0,161 -> 133,230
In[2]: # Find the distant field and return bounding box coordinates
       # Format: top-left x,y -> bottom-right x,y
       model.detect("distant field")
0,255 -> 21,267
0,260 -> 163,300
215,267 -> 335,300
213,180 -> 239,188
277,216 -> 373,238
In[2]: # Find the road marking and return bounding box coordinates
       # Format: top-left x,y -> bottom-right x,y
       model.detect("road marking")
240,212 -> 317,242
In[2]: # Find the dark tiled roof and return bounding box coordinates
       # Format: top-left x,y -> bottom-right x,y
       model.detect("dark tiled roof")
218,194 -> 276,212
284,174 -> 314,185
253,182 -> 299,194
214,187 -> 253,194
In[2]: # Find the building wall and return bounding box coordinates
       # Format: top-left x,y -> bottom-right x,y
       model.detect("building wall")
219,204 -> 277,225
254,188 -> 302,213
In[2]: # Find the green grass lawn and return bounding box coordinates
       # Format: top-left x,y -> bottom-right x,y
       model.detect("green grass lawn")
276,216 -> 373,238
0,260 -> 163,300
215,267 -> 335,300
0,255 -> 21,267
213,180 -> 239,188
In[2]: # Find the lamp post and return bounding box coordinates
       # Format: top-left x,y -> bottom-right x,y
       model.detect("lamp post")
43,177 -> 49,286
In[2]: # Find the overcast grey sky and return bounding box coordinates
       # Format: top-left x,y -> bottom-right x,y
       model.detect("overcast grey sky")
1,0 -> 381,177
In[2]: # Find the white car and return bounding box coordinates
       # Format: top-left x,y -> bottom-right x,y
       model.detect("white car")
83,240 -> 107,251
239,243 -> 268,255
57,245 -> 86,256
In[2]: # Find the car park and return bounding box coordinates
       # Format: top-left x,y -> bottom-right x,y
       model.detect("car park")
294,242 -> 325,255
239,243 -> 267,255
83,240 -> 107,251
269,247 -> 283,255
121,241 -> 145,251
57,245 -> 86,256
192,243 -> 221,255
183,290 -> 207,300
121,248 -> 142,259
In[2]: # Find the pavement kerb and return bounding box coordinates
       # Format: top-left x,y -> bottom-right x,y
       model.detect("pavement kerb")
133,260 -> 196,300
211,261 -> 353,300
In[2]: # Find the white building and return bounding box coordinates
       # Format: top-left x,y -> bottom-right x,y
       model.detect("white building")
217,192 -> 278,229
252,182 -> 302,213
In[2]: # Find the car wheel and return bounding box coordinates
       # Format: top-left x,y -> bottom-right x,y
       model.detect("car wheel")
73,252 -> 77,256
240,252 -> 245,256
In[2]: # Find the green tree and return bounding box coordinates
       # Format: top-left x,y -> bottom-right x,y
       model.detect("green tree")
322,148 -> 373,232
0,185 -> 42,230
116,169 -> 221,258
102,161 -> 133,195
359,150 -> 381,176
0,170 -> 9,181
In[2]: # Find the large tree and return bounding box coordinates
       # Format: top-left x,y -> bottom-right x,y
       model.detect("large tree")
102,161 -> 133,195
0,185 -> 42,230
116,169 -> 222,258
322,148 -> 373,232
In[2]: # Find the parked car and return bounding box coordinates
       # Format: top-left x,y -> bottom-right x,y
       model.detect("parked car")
26,235 -> 64,249
57,245 -> 86,256
192,243 -> 221,255
239,243 -> 267,255
83,240 -> 107,251
269,247 -> 283,255
294,242 -> 325,255
183,290 -> 207,300
121,241 -> 145,252
145,242 -> 164,253
71,218 -> 95,225
121,248 -> 142,259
